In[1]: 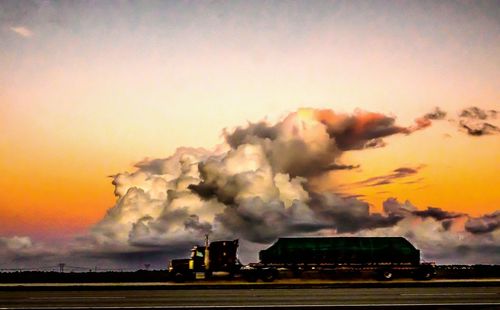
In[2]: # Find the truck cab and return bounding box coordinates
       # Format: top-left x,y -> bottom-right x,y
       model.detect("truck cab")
168,239 -> 241,282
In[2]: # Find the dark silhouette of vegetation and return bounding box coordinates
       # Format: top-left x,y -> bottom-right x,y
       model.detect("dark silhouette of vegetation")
0,265 -> 498,283
0,270 -> 170,283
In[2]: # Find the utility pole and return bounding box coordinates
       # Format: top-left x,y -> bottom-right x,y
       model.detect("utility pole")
204,234 -> 211,278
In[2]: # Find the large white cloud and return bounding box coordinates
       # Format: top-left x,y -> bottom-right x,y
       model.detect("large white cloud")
1,107 -> 498,268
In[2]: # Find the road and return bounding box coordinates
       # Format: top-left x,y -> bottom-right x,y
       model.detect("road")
0,285 -> 499,309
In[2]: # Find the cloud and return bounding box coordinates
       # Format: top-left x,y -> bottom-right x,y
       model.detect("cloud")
363,138 -> 386,148
412,207 -> 463,221
0,236 -> 64,268
459,107 -> 497,120
0,236 -> 33,251
81,108 -> 433,262
423,107 -> 447,120
465,211 -> 500,234
348,166 -> 424,188
308,193 -> 403,234
323,163 -> 360,171
417,106 -> 500,137
457,107 -> 499,136
459,121 -> 500,136
53,102 -> 500,266
360,198 -> 500,264
9,26 -> 33,38
1,107 -> 498,267
223,109 -> 430,178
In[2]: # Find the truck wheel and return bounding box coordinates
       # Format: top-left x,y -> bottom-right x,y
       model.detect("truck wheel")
174,272 -> 185,283
205,270 -> 213,279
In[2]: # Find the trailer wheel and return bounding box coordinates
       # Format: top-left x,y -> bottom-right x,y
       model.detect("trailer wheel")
378,269 -> 394,281
413,268 -> 433,280
419,270 -> 432,280
261,268 -> 277,282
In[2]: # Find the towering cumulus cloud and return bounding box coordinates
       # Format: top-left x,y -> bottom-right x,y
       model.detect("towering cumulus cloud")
90,109 -> 416,246
82,108 -> 499,265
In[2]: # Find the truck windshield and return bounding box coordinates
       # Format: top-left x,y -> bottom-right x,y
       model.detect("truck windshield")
191,250 -> 204,258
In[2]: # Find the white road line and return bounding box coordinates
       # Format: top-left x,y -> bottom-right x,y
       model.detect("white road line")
29,297 -> 126,300
401,293 -> 497,296
3,303 -> 500,309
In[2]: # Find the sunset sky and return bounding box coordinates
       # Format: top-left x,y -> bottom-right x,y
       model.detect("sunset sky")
0,1 -> 499,267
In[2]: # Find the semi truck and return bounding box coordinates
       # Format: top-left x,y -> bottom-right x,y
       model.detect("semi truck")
168,236 -> 435,282
168,237 -> 241,282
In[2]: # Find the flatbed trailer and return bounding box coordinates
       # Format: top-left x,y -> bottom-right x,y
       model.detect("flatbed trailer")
243,261 -> 436,281
242,237 -> 435,281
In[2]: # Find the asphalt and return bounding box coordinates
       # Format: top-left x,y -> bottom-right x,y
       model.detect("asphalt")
0,281 -> 498,309
0,278 -> 499,290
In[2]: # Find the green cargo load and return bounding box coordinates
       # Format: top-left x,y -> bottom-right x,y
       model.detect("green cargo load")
259,237 -> 420,265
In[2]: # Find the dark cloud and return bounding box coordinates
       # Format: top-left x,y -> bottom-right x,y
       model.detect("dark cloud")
216,193 -> 405,244
363,138 -> 387,148
460,107 -> 497,120
423,107 -> 447,120
225,121 -> 278,149
183,215 -> 212,235
189,181 -> 235,205
412,207 -> 463,221
308,193 -> 403,234
424,244 -> 500,265
459,121 -> 500,136
441,220 -> 453,231
403,177 -> 424,185
223,109 -> 427,177
415,106 -> 500,137
215,198 -> 289,243
458,107 -> 499,136
317,110 -> 413,150
350,166 -> 423,188
382,198 -> 417,216
465,212 -> 500,234
339,194 -> 366,199
323,163 -> 360,171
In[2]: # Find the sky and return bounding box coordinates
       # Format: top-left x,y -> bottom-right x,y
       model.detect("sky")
0,0 -> 499,269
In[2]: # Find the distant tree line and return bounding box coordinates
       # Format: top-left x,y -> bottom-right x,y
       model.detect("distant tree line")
0,265 -> 498,283
0,270 -> 170,283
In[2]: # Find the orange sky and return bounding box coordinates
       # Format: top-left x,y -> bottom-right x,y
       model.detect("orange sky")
321,121 -> 500,216
0,1 -> 498,241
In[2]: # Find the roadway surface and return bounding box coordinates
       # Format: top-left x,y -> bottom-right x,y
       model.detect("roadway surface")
0,284 -> 499,309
